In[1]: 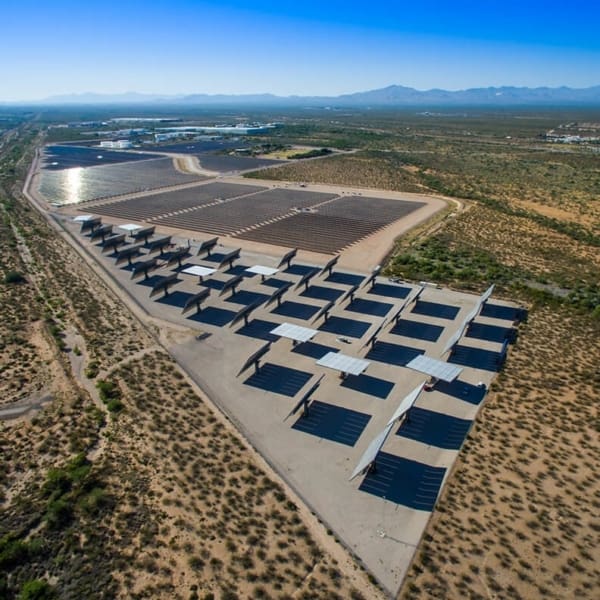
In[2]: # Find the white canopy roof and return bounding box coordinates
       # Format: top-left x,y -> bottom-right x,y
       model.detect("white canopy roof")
317,352 -> 370,376
406,354 -> 463,382
246,265 -> 279,277
270,322 -> 318,343
118,223 -> 143,232
181,265 -> 217,277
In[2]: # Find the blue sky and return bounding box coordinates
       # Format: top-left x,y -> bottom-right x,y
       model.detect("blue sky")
2,0 -> 599,100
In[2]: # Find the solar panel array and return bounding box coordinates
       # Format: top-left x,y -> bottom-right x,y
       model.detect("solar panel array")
40,157 -> 206,205
85,182 -> 266,221
236,196 -> 426,254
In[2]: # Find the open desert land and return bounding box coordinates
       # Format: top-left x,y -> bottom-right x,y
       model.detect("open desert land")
1,125 -> 384,599
1,109 -> 599,600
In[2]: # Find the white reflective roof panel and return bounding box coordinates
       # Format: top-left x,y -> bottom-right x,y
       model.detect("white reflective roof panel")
73,214 -> 94,222
350,423 -> 394,480
406,354 -> 463,382
181,265 -> 217,277
246,265 -> 279,277
270,322 -> 318,343
317,352 -> 370,376
119,223 -> 143,232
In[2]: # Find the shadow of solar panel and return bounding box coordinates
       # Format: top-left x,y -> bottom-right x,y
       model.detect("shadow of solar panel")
136,274 -> 165,287
284,264 -> 318,276
318,316 -> 371,339
480,303 -> 522,321
187,306 -> 236,327
412,300 -> 460,320
262,277 -> 291,289
271,301 -> 320,321
155,290 -> 194,308
292,401 -> 371,446
225,290 -> 270,307
235,319 -> 280,342
224,264 -> 253,276
359,453 -> 446,511
449,345 -> 503,371
200,278 -> 227,290
433,379 -> 487,405
366,341 -> 424,366
368,283 -> 411,299
325,272 -> 365,286
396,407 -> 472,450
466,322 -> 516,343
291,341 -> 338,359
341,373 -> 394,399
300,285 -> 345,302
244,363 -> 312,397
390,319 -> 445,342
346,298 -> 393,317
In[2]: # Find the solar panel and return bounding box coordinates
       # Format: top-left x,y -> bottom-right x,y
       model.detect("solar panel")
319,255 -> 340,277
441,325 -> 465,356
361,317 -> 389,349
265,281 -> 293,307
294,267 -> 319,291
237,341 -> 272,376
146,235 -> 172,254
285,374 -> 324,420
361,265 -> 382,289
349,423 -> 394,481
230,299 -> 264,328
131,257 -> 158,279
277,248 -> 297,269
115,244 -> 144,265
316,352 -> 370,377
73,214 -> 94,222
131,225 -> 155,242
341,284 -> 359,305
217,248 -> 241,270
386,382 -> 425,427
197,236 -> 219,256
270,323 -> 318,343
311,299 -> 335,323
219,274 -> 244,297
389,286 -> 425,323
481,283 -> 495,305
101,233 -> 126,252
80,216 -> 102,232
118,223 -> 142,232
165,246 -> 191,268
150,273 -> 179,298
406,355 -> 463,382
182,288 -> 211,314
89,224 -> 113,241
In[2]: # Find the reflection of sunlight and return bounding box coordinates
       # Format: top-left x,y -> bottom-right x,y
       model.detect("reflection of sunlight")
65,167 -> 82,204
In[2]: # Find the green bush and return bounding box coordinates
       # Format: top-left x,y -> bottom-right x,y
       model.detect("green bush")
4,270 -> 25,284
18,579 -> 57,600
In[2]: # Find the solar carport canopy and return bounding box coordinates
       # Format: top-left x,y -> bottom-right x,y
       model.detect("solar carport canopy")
406,354 -> 463,382
317,352 -> 370,376
271,323 -> 318,343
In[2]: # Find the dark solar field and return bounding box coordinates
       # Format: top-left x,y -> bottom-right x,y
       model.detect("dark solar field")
154,188 -> 335,235
42,145 -> 158,170
237,195 -> 425,254
196,154 -> 284,173
39,158 -> 206,205
86,182 -> 266,221
142,140 -> 250,154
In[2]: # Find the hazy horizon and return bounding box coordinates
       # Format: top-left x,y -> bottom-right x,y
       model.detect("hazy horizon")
2,0 -> 599,102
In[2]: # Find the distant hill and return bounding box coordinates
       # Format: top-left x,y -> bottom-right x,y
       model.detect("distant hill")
20,85 -> 600,106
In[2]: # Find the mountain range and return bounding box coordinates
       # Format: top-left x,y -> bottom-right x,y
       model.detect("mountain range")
13,85 -> 600,106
